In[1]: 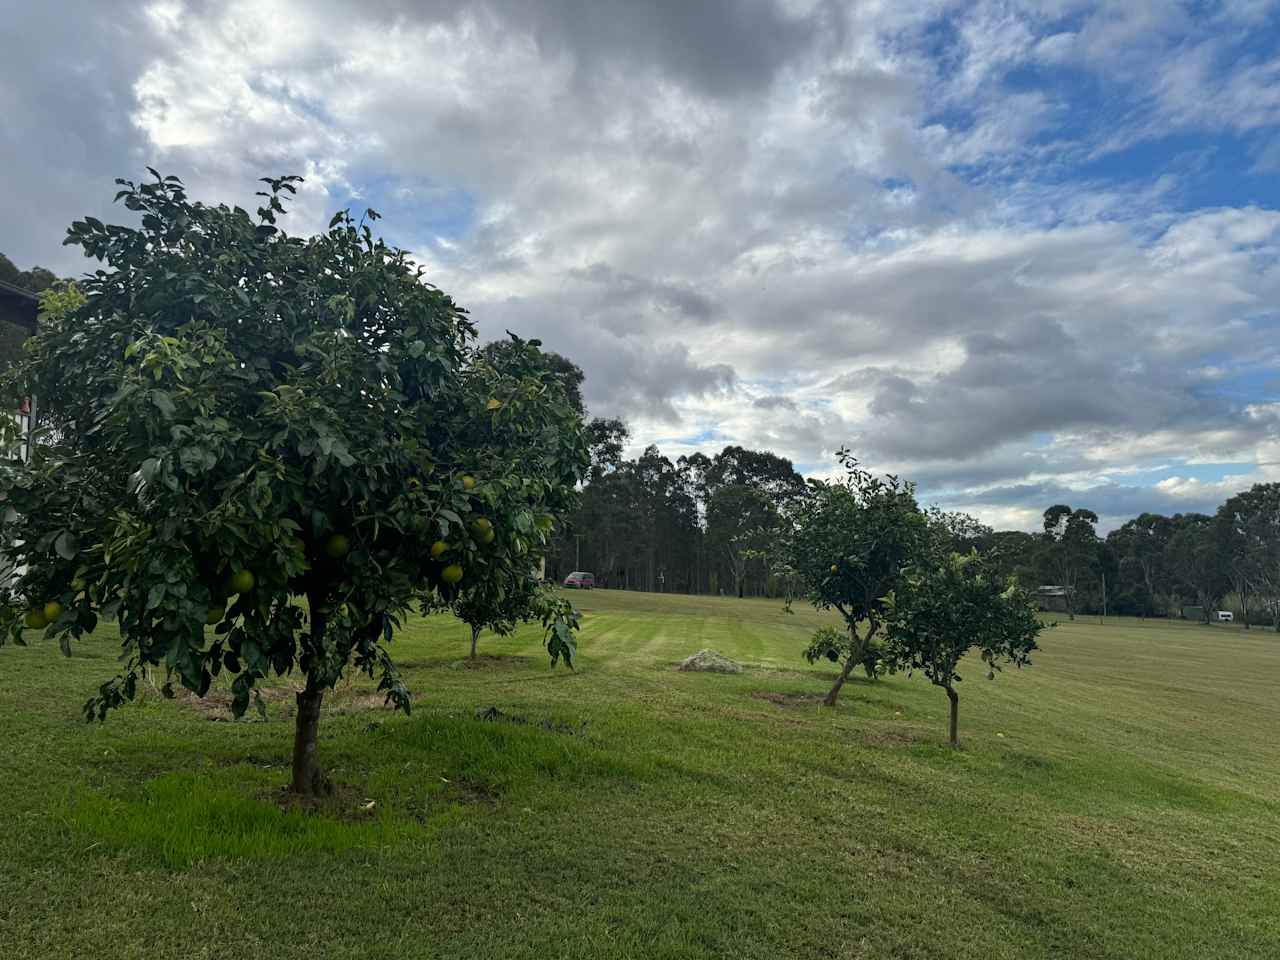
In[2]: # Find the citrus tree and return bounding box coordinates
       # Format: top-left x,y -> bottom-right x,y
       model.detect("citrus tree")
785,449 -> 928,707
0,171 -> 589,795
881,551 -> 1044,747
452,571 -> 581,660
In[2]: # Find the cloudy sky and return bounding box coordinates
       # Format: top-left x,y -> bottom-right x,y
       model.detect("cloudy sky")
4,0 -> 1280,529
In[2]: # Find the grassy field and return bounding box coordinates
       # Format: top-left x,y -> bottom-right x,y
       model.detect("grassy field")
2,589 -> 1278,959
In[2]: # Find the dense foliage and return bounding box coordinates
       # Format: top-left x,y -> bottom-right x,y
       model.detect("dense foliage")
0,172 -> 588,794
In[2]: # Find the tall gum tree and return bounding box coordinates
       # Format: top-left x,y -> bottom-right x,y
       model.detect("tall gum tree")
0,172 -> 589,795
1041,505 -> 1099,620
1218,485 -> 1280,631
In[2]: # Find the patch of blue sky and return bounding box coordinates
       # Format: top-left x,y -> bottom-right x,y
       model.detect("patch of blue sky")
912,6 -> 1280,216
1073,132 -> 1280,211
1203,366 -> 1280,404
669,427 -> 723,447
1125,461 -> 1255,485
245,75 -> 340,129
334,173 -> 476,253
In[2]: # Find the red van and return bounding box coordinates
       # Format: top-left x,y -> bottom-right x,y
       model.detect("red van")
563,571 -> 595,589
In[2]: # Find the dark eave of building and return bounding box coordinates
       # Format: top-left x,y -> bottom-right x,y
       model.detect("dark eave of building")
0,278 -> 39,332
0,278 -> 40,301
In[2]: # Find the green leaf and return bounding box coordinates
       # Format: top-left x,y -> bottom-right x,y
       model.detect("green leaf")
53,530 -> 78,560
151,391 -> 176,418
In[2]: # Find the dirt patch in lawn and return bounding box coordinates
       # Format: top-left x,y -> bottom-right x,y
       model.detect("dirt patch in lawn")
174,685 -> 299,721
474,704 -> 589,736
750,691 -> 826,708
326,691 -> 425,715
859,727 -> 926,748
270,780 -> 383,821
176,685 -> 421,721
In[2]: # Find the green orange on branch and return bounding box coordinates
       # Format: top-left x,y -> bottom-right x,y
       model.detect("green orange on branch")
324,534 -> 350,559
470,517 -> 495,545
226,569 -> 255,595
441,564 -> 464,585
430,540 -> 449,560
43,601 -> 63,623
461,475 -> 477,491
24,609 -> 48,630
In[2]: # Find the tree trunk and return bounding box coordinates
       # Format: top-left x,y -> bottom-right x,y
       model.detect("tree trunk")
945,685 -> 959,748
823,623 -> 873,708
470,624 -> 480,659
290,684 -> 328,796
823,653 -> 859,708
291,588 -> 332,797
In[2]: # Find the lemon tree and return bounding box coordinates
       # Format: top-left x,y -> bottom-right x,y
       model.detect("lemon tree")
0,171 -> 588,795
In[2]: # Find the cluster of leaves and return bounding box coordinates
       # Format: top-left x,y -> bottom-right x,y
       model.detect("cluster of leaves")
881,551 -> 1043,690
37,281 -> 87,323
535,591 -> 582,667
785,449 -> 928,631
803,625 -> 885,680
0,170 -> 589,723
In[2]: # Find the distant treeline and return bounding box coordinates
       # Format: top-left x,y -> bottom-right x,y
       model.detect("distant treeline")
526,340 -> 1279,628
546,422 -> 1280,628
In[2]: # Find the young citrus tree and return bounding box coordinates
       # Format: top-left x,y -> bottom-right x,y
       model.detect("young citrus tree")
0,171 -> 589,795
452,572 -> 581,661
785,449 -> 928,707
881,551 -> 1044,747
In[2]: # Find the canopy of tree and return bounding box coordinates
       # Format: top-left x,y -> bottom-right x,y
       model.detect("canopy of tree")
0,172 -> 589,795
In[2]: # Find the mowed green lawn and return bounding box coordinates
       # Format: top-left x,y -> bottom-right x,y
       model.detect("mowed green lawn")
2,590 -> 1279,959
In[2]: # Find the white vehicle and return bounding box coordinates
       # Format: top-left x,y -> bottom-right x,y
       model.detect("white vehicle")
1216,610 -> 1234,622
